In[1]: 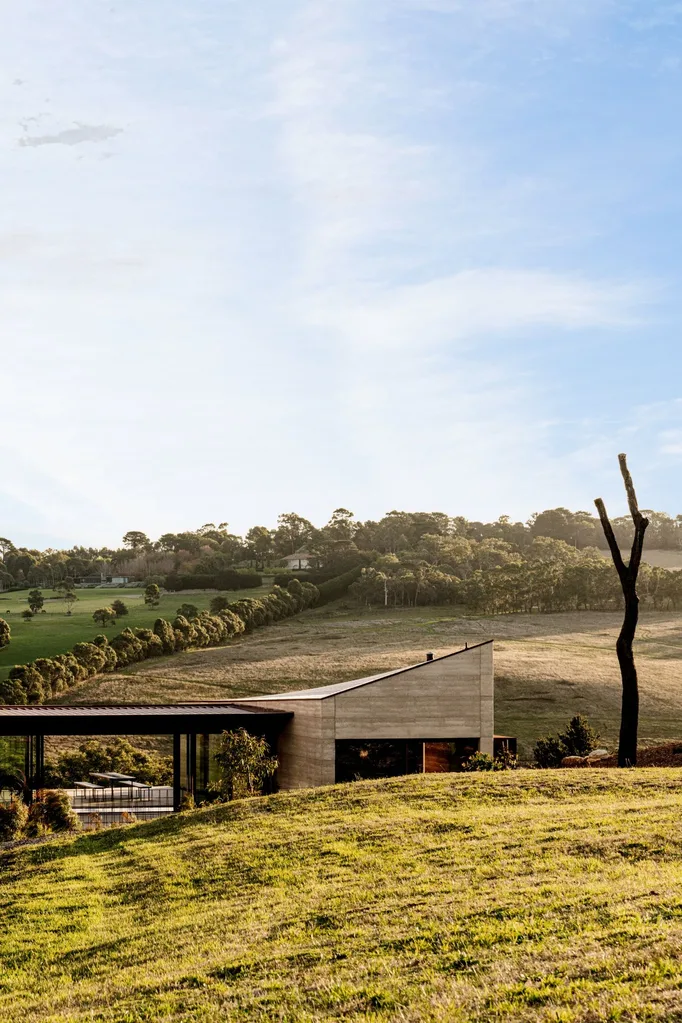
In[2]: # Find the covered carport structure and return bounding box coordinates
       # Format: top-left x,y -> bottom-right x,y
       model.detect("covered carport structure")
0,702 -> 292,810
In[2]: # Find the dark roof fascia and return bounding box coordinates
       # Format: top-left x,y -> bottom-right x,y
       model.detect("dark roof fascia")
0,703 -> 292,738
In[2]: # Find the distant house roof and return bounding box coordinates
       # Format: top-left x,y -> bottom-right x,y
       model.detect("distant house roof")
236,641 -> 493,701
283,549 -> 312,558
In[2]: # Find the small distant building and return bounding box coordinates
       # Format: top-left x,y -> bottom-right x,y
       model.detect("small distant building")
281,549 -> 315,571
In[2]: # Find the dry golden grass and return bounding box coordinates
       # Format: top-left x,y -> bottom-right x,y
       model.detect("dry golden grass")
56,605 -> 682,757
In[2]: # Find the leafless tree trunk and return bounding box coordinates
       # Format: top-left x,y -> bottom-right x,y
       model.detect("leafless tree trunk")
595,454 -> 649,767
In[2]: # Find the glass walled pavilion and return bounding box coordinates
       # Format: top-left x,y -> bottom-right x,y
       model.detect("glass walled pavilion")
0,703 -> 291,808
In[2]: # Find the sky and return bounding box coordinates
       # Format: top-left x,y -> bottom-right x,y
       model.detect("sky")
1,0 -> 682,548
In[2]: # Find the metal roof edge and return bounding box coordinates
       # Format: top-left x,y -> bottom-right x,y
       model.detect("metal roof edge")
236,639 -> 494,701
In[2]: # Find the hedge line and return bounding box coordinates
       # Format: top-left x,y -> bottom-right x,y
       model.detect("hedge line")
316,565 -> 364,604
164,570 -> 262,592
0,580 -> 320,706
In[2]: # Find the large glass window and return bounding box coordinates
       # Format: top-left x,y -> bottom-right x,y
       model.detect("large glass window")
0,736 -> 28,801
335,740 -> 423,783
335,738 -> 481,783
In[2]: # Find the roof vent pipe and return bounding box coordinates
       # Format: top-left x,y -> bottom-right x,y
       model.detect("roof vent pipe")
426,652 -> 434,661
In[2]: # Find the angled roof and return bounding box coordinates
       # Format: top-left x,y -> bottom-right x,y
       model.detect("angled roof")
235,641 -> 493,702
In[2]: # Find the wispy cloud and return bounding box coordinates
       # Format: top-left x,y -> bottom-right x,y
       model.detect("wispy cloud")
0,0 -> 677,544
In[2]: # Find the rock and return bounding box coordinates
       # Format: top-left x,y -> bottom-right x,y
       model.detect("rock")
561,756 -> 588,768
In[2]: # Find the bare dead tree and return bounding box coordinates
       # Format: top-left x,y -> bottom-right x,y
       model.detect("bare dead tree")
595,454 -> 649,767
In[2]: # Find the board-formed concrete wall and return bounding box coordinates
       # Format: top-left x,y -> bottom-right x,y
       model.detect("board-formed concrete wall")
334,644 -> 493,748
240,698 -> 336,789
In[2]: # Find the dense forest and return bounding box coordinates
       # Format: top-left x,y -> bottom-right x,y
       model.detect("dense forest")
2,506 -> 682,614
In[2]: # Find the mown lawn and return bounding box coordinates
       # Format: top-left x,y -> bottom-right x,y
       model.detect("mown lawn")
4,770 -> 682,1021
0,586 -> 270,681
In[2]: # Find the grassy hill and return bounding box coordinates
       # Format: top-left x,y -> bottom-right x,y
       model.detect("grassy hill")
58,604 -> 682,758
0,586 -> 270,681
4,770 -> 682,1021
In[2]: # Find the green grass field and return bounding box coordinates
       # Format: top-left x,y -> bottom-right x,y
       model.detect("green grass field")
0,586 -> 270,681
5,769 -> 682,1021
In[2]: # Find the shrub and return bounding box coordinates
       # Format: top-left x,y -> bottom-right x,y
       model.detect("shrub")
164,570 -> 262,592
172,615 -> 197,651
217,608 -> 245,639
534,714 -> 600,768
463,752 -> 496,772
92,607 -> 116,628
72,642 -> 108,676
153,617 -> 176,654
41,790 -> 79,832
558,714 -> 599,757
0,678 -> 27,704
111,599 -> 128,618
24,801 -> 48,838
464,750 -> 518,772
533,735 -> 567,769
212,728 -> 278,800
0,617 -> 10,649
210,595 -> 230,614
176,603 -> 199,620
9,665 -> 45,704
144,583 -> 161,608
0,799 -> 28,842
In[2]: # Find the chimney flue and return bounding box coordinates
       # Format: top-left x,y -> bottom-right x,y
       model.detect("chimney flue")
426,651 -> 434,661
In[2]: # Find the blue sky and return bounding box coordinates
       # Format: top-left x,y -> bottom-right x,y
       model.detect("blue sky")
1,0 -> 682,547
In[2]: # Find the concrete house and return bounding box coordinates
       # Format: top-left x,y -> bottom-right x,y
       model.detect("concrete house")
1,641 -> 511,815
237,641 -> 497,788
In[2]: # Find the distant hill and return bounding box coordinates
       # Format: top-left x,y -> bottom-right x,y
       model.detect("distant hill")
4,770 -> 682,1021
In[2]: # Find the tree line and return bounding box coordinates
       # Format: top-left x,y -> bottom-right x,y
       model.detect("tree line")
348,536 -> 682,613
0,579 -> 320,706
3,504 -> 682,592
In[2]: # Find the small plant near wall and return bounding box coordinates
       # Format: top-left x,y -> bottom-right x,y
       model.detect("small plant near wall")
212,728 -> 278,800
0,799 -> 28,842
463,750 -> 517,772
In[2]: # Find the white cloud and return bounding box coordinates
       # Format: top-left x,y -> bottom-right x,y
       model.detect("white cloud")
305,269 -> 650,353
0,0 -> 674,546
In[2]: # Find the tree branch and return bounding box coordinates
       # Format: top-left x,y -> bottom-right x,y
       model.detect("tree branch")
618,453 -> 644,527
594,497 -> 627,581
618,454 -> 649,576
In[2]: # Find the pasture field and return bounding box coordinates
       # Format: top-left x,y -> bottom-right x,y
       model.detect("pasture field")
61,604 -> 682,758
598,548 -> 682,570
5,770 -> 682,1021
0,586 -> 270,681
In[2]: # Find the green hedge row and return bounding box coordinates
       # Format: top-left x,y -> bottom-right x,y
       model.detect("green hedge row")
316,565 -> 364,604
0,580 -> 320,706
164,570 -> 263,592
